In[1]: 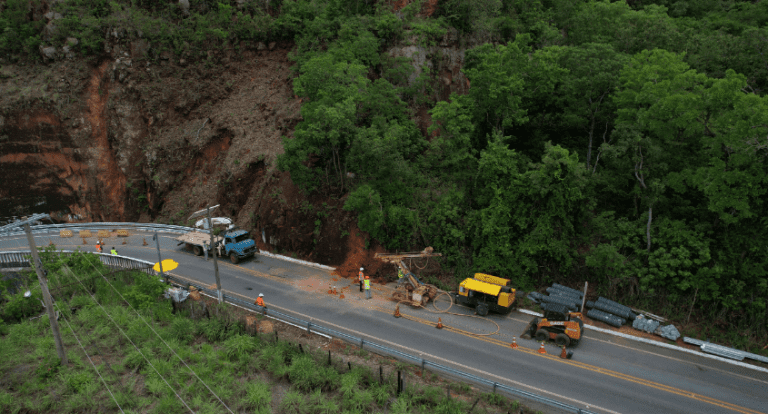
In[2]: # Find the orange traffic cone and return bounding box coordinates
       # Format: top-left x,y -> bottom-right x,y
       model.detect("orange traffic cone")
339,292 -> 345,299
332,286 -> 337,294
510,337 -> 518,349
538,342 -> 547,354
436,318 -> 443,329
393,305 -> 402,318
328,285 -> 333,294
143,238 -> 148,246
560,346 -> 568,359
82,237 -> 87,245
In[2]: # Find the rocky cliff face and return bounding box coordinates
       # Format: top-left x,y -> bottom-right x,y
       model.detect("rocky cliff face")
0,40 -> 300,223
0,31 -> 471,269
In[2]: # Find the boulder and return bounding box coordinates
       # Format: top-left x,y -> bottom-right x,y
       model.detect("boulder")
39,45 -> 58,61
179,0 -> 190,16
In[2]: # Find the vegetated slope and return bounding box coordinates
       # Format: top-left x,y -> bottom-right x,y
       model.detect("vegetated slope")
0,251 -> 535,414
1,0 -> 767,354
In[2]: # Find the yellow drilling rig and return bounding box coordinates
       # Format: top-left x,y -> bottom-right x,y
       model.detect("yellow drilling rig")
374,248 -> 442,307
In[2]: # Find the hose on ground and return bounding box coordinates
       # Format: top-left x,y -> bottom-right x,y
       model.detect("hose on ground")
397,290 -> 501,337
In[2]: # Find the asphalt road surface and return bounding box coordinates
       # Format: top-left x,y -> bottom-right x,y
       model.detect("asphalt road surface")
1,231 -> 766,414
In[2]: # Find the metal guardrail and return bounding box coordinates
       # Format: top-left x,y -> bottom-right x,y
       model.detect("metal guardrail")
0,223 -> 337,271
2,249 -> 597,414
0,222 -> 205,237
0,250 -> 158,274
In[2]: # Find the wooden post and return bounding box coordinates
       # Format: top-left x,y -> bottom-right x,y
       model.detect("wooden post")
24,223 -> 67,365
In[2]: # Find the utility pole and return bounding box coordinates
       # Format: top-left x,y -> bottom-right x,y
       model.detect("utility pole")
188,205 -> 223,304
13,217 -> 68,365
153,232 -> 164,278
207,206 -> 223,304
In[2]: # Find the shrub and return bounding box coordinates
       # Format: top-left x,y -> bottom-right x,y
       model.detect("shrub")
59,371 -> 92,394
198,318 -> 227,342
243,381 -> 271,410
0,391 -> 19,413
288,354 -> 323,391
223,334 -> 257,361
306,388 -> 339,414
278,388 -> 308,414
1,289 -> 43,323
123,350 -> 146,370
168,317 -> 195,344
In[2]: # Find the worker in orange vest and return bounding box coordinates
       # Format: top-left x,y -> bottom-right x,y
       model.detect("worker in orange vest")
256,293 -> 266,313
358,267 -> 364,292
364,276 -> 372,300
95,243 -> 103,253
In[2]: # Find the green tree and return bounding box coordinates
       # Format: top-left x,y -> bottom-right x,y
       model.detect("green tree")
471,139 -> 588,284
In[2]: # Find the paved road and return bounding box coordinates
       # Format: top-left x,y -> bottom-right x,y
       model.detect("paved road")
1,231 -> 766,414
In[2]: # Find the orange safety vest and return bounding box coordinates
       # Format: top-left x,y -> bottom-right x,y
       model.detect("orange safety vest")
364,279 -> 370,290
358,271 -> 364,281
95,244 -> 102,252
256,297 -> 265,307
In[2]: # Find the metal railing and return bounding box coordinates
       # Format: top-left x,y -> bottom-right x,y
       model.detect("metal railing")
0,222 -> 204,237
0,223 -> 336,271
0,250 -> 157,274
1,250 -> 597,414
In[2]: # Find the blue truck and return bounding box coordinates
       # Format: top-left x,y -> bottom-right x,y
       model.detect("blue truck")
175,229 -> 257,264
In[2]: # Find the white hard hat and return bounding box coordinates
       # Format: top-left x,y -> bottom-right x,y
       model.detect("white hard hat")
360,267 -> 364,270
259,293 -> 264,297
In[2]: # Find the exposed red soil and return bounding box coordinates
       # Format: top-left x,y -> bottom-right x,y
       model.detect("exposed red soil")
86,60 -> 127,220
331,225 -> 393,284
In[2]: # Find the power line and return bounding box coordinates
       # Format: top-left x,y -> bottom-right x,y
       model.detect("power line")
75,251 -> 235,414
54,302 -> 126,414
60,264 -> 194,413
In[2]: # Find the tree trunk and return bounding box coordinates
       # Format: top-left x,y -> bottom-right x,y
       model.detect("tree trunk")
586,116 -> 595,171
646,205 -> 653,252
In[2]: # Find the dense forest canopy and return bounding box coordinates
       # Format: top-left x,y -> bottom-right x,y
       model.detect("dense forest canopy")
2,0 -> 767,339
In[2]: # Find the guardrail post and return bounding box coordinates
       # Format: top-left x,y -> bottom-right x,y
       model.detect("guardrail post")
307,321 -> 311,334
421,357 -> 425,378
492,382 -> 497,394
360,338 -> 364,350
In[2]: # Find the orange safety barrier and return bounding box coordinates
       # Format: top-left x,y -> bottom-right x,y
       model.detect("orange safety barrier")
59,230 -> 73,238
116,229 -> 129,237
79,230 -> 92,238
97,230 -> 110,238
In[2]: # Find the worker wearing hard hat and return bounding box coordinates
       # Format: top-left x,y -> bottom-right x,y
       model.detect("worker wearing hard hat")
110,247 -> 118,255
256,293 -> 266,314
364,276 -> 372,299
358,267 -> 364,292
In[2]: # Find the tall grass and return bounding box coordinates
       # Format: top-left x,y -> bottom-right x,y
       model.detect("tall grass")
0,251 -> 528,414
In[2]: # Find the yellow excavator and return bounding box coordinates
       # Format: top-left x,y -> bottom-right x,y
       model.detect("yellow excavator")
374,248 -> 441,307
